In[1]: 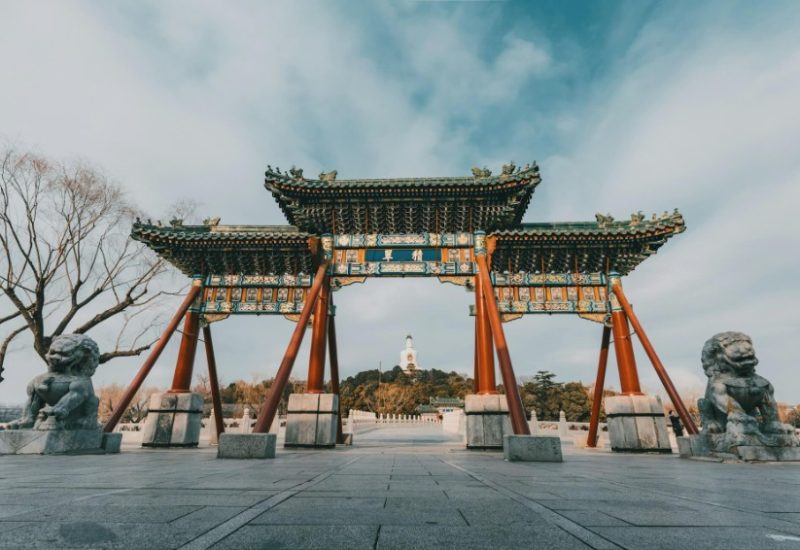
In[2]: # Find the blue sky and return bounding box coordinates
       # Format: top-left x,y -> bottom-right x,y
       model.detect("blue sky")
1,1 -> 799,404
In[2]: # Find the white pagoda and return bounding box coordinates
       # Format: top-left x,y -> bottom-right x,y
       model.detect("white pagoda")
399,334 -> 420,376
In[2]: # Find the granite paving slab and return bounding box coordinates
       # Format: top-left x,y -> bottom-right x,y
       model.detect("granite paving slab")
208,525 -> 378,550
376,524 -> 592,549
591,526 -> 800,550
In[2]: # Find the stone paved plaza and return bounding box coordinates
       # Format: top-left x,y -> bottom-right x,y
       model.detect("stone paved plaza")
1,424 -> 799,549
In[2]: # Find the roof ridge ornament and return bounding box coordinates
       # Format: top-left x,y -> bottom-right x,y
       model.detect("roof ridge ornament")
318,170 -> 337,182
471,166 -> 492,178
203,217 -> 221,227
500,161 -> 516,178
289,166 -> 304,180
595,213 -> 615,228
630,211 -> 644,227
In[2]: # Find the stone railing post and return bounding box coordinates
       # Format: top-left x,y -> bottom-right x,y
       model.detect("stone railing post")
558,410 -> 569,438
241,407 -> 252,434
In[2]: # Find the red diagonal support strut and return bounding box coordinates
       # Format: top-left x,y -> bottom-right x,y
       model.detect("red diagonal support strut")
253,261 -> 329,433
203,325 -> 225,438
103,281 -> 202,433
587,325 -> 611,448
475,255 -> 530,435
611,283 -> 699,435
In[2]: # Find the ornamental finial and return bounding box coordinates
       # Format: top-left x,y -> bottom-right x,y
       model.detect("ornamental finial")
595,213 -> 615,228
318,170 -> 337,182
500,161 -> 516,177
471,166 -> 492,178
289,166 -> 304,180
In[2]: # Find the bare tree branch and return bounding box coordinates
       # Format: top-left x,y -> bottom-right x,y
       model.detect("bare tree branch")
98,343 -> 154,364
0,145 -> 188,381
0,324 -> 27,382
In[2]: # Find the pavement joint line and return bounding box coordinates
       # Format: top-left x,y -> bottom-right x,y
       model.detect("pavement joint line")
596,475 -> 800,534
372,524 -> 381,550
177,456 -> 363,550
441,458 -> 622,550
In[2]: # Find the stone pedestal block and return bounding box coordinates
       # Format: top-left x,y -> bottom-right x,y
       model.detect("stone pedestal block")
503,435 -> 563,462
101,433 -> 123,454
218,433 -> 277,459
465,394 -> 512,449
605,395 -> 671,453
284,393 -> 338,448
679,434 -> 800,462
0,428 -> 107,454
141,392 -> 203,448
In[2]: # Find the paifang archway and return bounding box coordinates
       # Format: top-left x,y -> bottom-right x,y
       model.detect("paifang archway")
104,162 -> 697,451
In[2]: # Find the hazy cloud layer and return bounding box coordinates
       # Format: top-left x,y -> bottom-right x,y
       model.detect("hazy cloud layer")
1,1 -> 798,403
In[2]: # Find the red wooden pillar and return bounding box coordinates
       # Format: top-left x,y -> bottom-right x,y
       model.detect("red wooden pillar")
306,278 -> 330,394
608,275 -> 643,395
611,281 -> 699,435
103,280 -> 202,432
474,233 -> 530,436
475,272 -> 497,395
473,315 -> 479,393
169,309 -> 201,393
253,262 -> 329,433
202,325 -> 225,438
587,325 -> 611,448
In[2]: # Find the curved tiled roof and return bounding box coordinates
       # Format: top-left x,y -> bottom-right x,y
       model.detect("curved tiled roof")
264,164 -> 541,234
131,222 -> 314,277
489,211 -> 686,275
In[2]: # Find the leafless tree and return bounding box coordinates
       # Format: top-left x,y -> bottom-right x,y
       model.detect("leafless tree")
0,146 -> 180,382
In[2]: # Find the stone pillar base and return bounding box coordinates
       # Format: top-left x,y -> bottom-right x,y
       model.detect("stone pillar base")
141,392 -> 203,448
218,433 -> 276,459
101,433 -> 123,454
503,435 -> 563,462
605,395 -> 671,453
678,434 -> 800,462
465,394 -> 512,449
0,428 -> 116,455
284,393 -> 338,448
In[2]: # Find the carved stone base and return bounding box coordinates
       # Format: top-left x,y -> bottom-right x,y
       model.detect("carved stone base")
284,393 -> 338,448
678,433 -> 800,462
605,395 -> 671,453
503,435 -> 563,462
218,433 -> 276,459
101,432 -> 123,453
141,392 -> 204,448
465,394 -> 512,449
0,428 -> 116,455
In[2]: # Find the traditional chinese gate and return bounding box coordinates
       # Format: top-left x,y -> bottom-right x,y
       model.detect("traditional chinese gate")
103,162 -> 697,449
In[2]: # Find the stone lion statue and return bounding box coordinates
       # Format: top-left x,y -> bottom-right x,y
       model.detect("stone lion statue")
5,334 -> 101,431
698,332 -> 796,449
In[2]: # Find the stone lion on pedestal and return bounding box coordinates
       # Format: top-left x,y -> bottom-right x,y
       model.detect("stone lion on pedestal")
698,332 -> 797,451
5,334 -> 101,431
